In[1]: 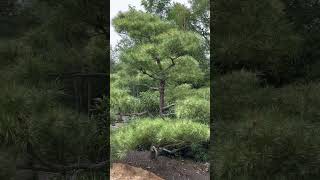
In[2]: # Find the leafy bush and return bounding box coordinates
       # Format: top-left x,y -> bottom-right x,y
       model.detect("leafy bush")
175,96 -> 209,124
111,118 -> 209,161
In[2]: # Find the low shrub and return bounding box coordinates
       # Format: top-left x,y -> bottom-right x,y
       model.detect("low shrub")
111,118 -> 209,161
175,96 -> 210,124
110,86 -> 139,115
138,91 -> 159,115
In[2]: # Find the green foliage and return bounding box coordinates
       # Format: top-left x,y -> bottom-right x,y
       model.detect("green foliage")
214,70 -> 263,121
214,110 -> 320,179
176,96 -> 209,124
110,85 -> 139,114
111,5 -> 209,166
112,8 -> 207,121
113,9 -> 173,43
166,83 -> 192,103
0,151 -> 15,180
113,10 -> 204,80
214,0 -> 302,84
91,96 -> 108,133
0,40 -> 21,67
213,70 -> 320,178
84,35 -> 108,73
0,0 -> 108,178
0,83 -> 62,147
212,0 -> 320,178
111,118 -> 209,161
118,30 -> 204,84
214,70 -> 320,123
138,91 -> 159,115
167,3 -> 192,30
31,108 -> 96,160
141,0 -> 171,18
0,82 -> 106,177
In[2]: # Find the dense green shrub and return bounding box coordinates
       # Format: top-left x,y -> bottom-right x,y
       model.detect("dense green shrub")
0,83 -> 63,146
84,35 -> 108,73
274,83 -> 320,122
0,151 -> 14,180
213,109 -> 320,179
138,91 -> 159,115
214,70 -> 275,122
175,96 -> 209,124
0,82 -> 105,170
31,107 -> 99,162
166,83 -> 193,103
111,118 -> 209,161
110,86 -> 139,115
0,40 -> 21,67
166,84 -> 209,103
214,71 -> 320,123
213,71 -> 320,179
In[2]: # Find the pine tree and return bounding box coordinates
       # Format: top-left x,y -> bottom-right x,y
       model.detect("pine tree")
113,9 -> 204,116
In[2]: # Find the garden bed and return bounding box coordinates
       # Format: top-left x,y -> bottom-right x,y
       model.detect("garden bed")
113,150 -> 209,180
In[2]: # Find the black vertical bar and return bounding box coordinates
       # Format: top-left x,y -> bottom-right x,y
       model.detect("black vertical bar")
106,0 -> 110,178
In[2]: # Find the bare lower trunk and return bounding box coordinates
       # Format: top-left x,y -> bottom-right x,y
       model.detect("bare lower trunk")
159,80 -> 165,116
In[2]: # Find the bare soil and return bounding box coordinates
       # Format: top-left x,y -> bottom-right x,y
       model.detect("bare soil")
113,151 -> 209,180
111,163 -> 164,180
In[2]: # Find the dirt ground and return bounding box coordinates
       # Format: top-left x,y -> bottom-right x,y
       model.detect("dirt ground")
111,163 -> 164,180
112,151 -> 209,180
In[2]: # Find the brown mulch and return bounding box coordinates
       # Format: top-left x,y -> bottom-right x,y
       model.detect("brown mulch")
114,151 -> 210,180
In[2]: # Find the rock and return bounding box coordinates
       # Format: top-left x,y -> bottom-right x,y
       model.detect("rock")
111,163 -> 164,180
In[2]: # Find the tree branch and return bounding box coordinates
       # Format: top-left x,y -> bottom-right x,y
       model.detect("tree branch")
164,57 -> 179,72
138,84 -> 159,90
163,104 -> 175,110
117,111 -> 148,116
139,68 -> 160,80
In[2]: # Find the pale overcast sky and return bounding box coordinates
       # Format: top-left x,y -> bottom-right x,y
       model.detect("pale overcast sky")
110,0 -> 190,48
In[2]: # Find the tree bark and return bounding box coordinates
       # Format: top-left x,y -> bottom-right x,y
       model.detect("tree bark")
159,79 -> 166,116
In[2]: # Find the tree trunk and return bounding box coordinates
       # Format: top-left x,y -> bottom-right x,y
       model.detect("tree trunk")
159,80 -> 165,116
118,107 -> 123,122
